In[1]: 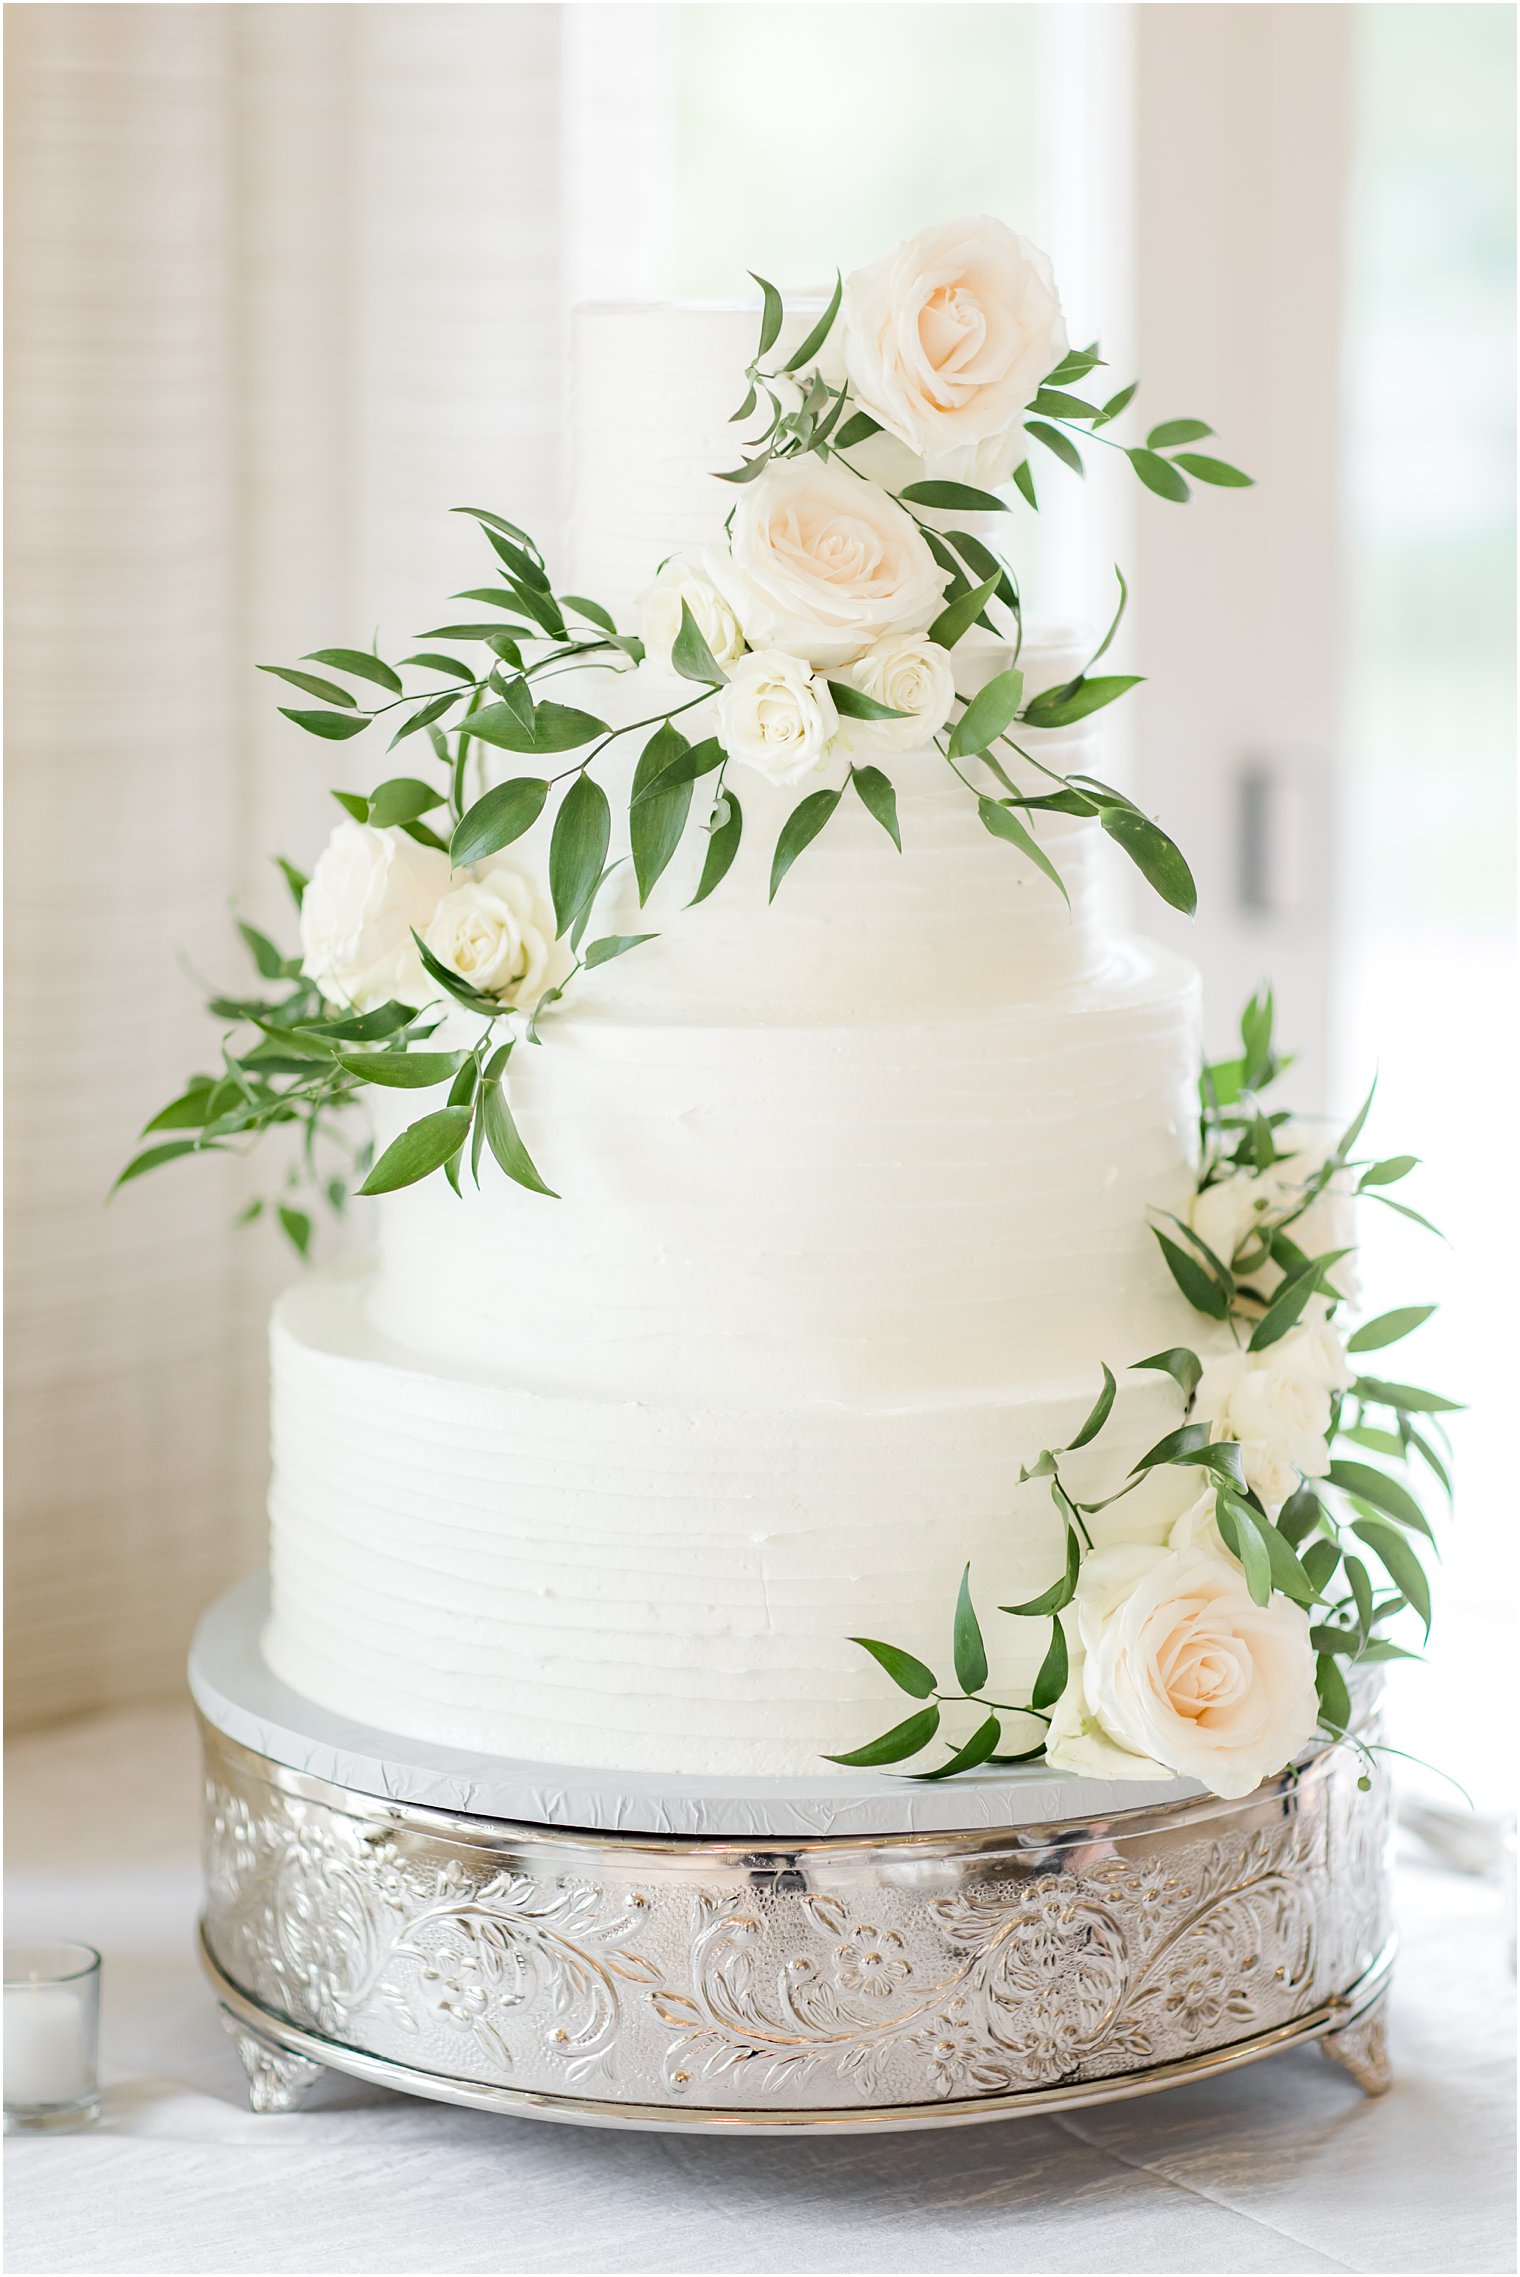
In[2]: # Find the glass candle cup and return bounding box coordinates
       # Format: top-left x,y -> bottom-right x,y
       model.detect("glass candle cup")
3,1943 -> 102,2132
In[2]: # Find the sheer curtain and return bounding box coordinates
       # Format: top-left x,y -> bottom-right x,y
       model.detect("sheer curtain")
3,2 -> 593,1727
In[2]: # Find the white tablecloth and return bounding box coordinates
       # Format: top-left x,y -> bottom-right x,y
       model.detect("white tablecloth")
5,1705 -> 1514,2277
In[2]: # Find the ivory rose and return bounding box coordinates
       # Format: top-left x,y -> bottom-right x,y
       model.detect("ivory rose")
1191,1126 -> 1360,1304
300,821 -> 449,1011
638,557 -> 745,674
1193,1321 -> 1353,1512
705,458 -> 948,671
423,860 -> 554,1009
836,633 -> 957,757
715,648 -> 839,787
1044,1541 -> 1320,1800
838,215 -> 1068,485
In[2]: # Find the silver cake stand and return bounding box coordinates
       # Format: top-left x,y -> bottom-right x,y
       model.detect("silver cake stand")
193,1577 -> 1394,2131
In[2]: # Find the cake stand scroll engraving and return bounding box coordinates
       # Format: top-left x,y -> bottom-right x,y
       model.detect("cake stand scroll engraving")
194,1580 -> 1397,2133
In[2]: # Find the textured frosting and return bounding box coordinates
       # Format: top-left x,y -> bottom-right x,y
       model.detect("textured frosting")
262,300 -> 1212,1780
366,944 -> 1202,1404
568,301 -> 822,614
266,1266 -> 1199,1778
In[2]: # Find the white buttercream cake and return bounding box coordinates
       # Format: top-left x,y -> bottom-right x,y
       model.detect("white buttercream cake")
262,304 -> 1206,1777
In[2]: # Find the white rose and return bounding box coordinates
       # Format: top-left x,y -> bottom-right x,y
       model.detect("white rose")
1167,1486 -> 1230,1559
638,557 -> 745,674
714,648 -> 840,788
705,458 -> 948,671
422,859 -> 554,1010
1191,1125 -> 1360,1305
838,215 -> 1068,485
1045,1542 -> 1319,1800
300,821 -> 449,1011
1201,1320 -> 1356,1511
835,633 -> 957,758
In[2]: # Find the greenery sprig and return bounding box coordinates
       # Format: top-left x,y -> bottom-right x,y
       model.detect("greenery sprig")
836,989 -> 1459,1784
123,260 -> 1250,1232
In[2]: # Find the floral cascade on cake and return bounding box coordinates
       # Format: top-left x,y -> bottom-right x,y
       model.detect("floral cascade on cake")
123,217 -> 1458,1800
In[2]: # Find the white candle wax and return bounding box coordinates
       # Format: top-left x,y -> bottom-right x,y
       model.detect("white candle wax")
4,1983 -> 92,2107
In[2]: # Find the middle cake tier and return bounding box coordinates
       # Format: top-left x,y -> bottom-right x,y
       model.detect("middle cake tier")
366,936 -> 1202,1405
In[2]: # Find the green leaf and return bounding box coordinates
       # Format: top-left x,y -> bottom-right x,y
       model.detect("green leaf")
1128,449 -> 1191,502
358,1105 -> 474,1195
274,856 -> 308,910
834,410 -> 882,450
1095,802 -> 1197,917
475,700 -> 607,755
560,592 -> 617,633
823,1703 -> 940,1768
584,933 -> 657,968
900,480 -> 1008,513
550,772 -> 612,935
480,1075 -> 557,1197
1025,419 -> 1084,475
783,272 -> 842,372
911,1714 -> 1001,1782
976,797 -> 1069,903
1231,1494 -> 1318,1604
825,680 -> 910,722
630,735 -> 726,802
945,530 -> 1019,614
1354,1376 -> 1462,1415
1347,1304 -> 1436,1355
1408,1428 -> 1453,1499
769,786 -> 841,901
142,1084 -> 216,1134
690,790 -> 743,907
1351,1517 -> 1433,1629
1146,418 -> 1213,450
1011,459 -> 1038,510
1023,675 -> 1143,729
279,706 -> 370,741
1174,453 -> 1253,488
1132,1346 -> 1202,1402
1029,388 -> 1101,421
1084,566 -> 1130,675
1327,1460 -> 1433,1541
450,776 -> 550,867
1359,1154 -> 1419,1188
750,271 -> 783,357
953,1564 -> 988,1694
277,1205 -> 312,1258
1068,1363 -> 1116,1451
337,1050 -> 464,1089
849,766 -> 901,850
630,724 -> 695,903
1154,1232 -> 1231,1319
927,572 -> 1002,653
304,648 -> 403,695
1316,1652 -> 1353,1734
236,921 -> 286,980
1094,380 -> 1138,425
1002,1525 -> 1081,1617
1214,1493 -> 1272,1605
403,652 -> 476,681
1301,1537 -> 1341,1596
1030,1619 -> 1069,1712
259,664 -> 357,707
366,776 -> 446,829
1248,1257 -> 1340,1352
406,929 -> 500,1014
949,668 -> 1026,758
670,600 -> 729,687
850,1637 -> 937,1700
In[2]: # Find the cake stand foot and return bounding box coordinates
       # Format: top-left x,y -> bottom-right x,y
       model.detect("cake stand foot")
1320,1994 -> 1392,2097
222,2012 -> 326,2113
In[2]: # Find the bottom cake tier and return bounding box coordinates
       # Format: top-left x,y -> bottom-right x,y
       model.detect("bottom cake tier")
265,1266 -> 1196,1780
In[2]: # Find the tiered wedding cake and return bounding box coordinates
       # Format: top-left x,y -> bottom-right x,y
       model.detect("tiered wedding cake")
261,298 -> 1205,1779
140,220 -> 1442,1810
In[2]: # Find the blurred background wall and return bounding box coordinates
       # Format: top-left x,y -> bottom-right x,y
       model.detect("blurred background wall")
5,3 -> 1514,1809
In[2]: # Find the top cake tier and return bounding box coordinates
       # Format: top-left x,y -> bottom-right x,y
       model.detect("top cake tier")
568,301 -> 828,614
